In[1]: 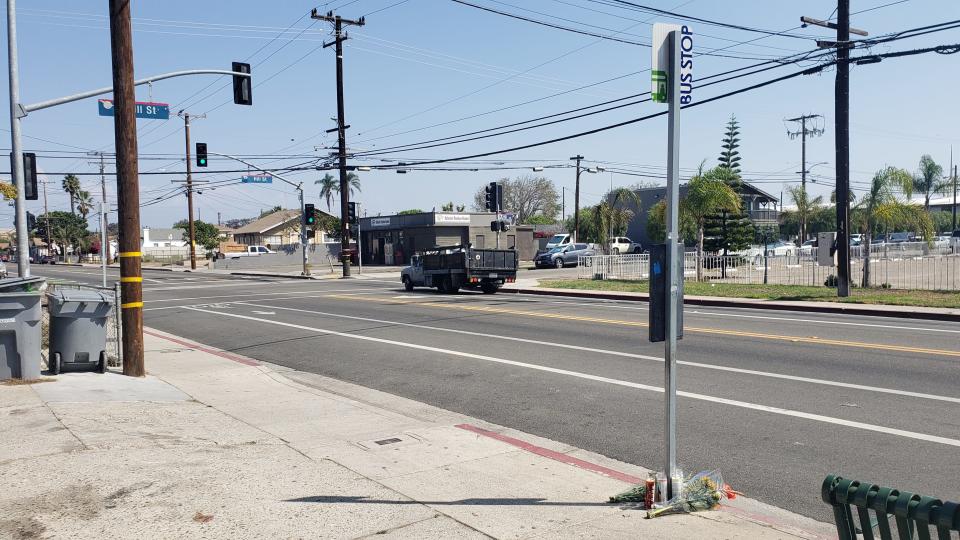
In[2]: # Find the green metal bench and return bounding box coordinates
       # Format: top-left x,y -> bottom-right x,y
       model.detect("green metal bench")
822,475 -> 960,540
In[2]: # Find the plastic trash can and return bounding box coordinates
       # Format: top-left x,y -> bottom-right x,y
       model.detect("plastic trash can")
47,288 -> 113,375
0,277 -> 45,381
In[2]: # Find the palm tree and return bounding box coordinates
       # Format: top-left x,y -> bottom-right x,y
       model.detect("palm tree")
908,155 -> 948,211
315,173 -> 338,212
788,185 -> 823,242
681,167 -> 741,281
76,190 -> 94,220
344,172 -> 361,197
858,166 -> 933,287
591,188 -> 641,252
62,174 -> 81,214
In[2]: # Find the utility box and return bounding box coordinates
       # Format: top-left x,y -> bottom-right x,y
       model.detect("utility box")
0,278 -> 45,381
47,288 -> 113,375
817,232 -> 837,267
648,243 -> 684,343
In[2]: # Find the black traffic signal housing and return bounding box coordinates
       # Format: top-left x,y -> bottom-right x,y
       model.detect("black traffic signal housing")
232,62 -> 252,106
490,220 -> 510,232
304,203 -> 316,226
495,182 -> 503,212
195,143 -> 208,167
26,211 -> 35,232
347,202 -> 358,225
22,153 -> 37,200
485,182 -> 500,212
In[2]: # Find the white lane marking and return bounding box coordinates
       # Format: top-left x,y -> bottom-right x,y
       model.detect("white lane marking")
184,306 -> 960,448
144,280 -> 306,292
239,301 -> 960,405
251,310 -> 275,315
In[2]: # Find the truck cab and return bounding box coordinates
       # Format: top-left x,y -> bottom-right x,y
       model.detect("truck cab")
402,255 -> 424,290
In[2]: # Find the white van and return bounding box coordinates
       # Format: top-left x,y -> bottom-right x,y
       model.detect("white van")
544,233 -> 572,250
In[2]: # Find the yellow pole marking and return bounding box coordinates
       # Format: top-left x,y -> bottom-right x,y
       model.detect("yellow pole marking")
322,293 -> 960,358
120,277 -> 142,283
118,251 -> 142,258
121,301 -> 144,309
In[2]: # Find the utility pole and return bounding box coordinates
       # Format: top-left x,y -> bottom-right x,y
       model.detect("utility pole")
7,0 -> 29,278
178,111 -> 204,270
87,152 -> 113,282
41,179 -> 49,257
801,4 -> 868,298
313,9 -> 365,278
570,155 -> 583,242
951,147 -> 956,232
785,114 -> 824,241
109,0 -> 144,377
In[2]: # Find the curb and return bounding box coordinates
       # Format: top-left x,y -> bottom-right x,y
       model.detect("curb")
58,263 -> 177,272
503,287 -> 960,322
227,271 -> 316,280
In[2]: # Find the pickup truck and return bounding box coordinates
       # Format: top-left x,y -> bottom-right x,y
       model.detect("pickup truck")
227,245 -> 276,259
401,245 -> 517,294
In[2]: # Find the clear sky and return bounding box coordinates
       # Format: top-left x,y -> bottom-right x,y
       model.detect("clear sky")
4,0 -> 959,228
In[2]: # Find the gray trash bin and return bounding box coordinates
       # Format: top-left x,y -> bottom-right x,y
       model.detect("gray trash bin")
47,288 -> 113,375
0,277 -> 45,381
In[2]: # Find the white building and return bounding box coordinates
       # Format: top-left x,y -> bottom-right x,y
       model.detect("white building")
141,227 -> 187,249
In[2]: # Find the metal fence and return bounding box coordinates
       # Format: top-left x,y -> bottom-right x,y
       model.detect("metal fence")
578,249 -> 960,291
44,282 -> 122,369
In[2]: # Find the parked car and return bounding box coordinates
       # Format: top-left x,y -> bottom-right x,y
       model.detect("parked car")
227,245 -> 276,259
534,243 -> 595,268
765,240 -> 797,257
850,233 -> 863,245
608,236 -> 641,254
544,233 -> 572,251
799,239 -> 817,255
887,232 -> 914,243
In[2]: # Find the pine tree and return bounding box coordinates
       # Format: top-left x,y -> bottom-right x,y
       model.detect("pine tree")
718,115 -> 741,173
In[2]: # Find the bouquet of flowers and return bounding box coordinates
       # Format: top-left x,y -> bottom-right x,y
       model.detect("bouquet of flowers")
608,483 -> 647,504
646,470 -> 740,519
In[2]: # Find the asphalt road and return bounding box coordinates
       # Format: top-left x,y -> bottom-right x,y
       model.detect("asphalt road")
33,265 -> 960,522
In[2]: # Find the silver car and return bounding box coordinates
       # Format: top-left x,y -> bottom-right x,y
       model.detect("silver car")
535,243 -> 595,268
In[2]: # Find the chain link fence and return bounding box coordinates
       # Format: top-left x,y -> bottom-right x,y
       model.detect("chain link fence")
578,249 -> 960,291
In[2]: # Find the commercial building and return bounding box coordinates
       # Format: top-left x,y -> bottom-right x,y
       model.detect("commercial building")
358,211 -> 535,265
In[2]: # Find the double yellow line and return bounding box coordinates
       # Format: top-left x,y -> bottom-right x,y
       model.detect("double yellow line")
323,293 -> 960,358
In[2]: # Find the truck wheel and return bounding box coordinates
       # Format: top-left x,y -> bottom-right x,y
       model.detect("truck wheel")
481,282 -> 498,294
403,276 -> 414,291
554,258 -> 564,269
51,352 -> 61,375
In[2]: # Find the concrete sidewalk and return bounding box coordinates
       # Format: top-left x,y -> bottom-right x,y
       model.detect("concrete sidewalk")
0,330 -> 833,539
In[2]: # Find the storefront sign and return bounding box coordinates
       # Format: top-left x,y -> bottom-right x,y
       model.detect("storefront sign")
434,213 -> 471,225
370,217 -> 392,228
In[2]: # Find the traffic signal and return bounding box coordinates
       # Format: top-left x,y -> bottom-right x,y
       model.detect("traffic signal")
495,182 -> 503,212
485,182 -> 498,212
195,143 -> 207,167
26,211 -> 35,232
232,62 -> 252,106
347,202 -> 358,224
304,203 -> 316,226
22,153 -> 37,200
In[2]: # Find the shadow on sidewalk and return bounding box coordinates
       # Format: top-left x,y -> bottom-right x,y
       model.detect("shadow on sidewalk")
285,495 -> 619,507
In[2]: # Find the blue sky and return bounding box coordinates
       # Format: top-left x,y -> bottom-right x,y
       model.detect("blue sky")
4,0 -> 960,227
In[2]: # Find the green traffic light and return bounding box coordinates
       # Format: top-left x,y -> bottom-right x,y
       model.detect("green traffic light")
199,158 -> 206,165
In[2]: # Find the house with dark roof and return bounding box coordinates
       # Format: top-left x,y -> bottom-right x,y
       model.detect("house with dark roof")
231,209 -> 337,248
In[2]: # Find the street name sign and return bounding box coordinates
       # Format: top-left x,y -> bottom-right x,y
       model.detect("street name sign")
98,99 -> 170,120
241,175 -> 273,184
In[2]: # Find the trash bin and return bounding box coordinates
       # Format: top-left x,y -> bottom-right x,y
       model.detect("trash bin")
0,277 -> 45,381
47,288 -> 113,375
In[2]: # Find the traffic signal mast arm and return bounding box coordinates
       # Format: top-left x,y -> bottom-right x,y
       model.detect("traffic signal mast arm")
17,68 -> 252,117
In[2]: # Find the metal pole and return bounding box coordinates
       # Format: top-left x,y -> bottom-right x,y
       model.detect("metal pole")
299,186 -> 310,276
182,113 -> 197,270
835,0 -> 852,297
99,153 -> 110,266
572,156 -> 583,242
800,116 -> 807,242
109,0 -> 144,377
7,0 -> 28,278
42,179 -> 50,259
100,202 -> 107,287
357,203 -> 362,274
663,29 -> 681,499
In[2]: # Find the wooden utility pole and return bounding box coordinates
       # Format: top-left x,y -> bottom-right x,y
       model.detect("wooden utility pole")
312,9 -> 365,278
571,155 -> 583,242
785,114 -> 824,242
178,111 -> 204,270
108,0 -> 144,377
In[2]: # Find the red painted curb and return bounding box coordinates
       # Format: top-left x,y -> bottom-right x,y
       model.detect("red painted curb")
143,328 -> 260,366
455,423 -> 643,484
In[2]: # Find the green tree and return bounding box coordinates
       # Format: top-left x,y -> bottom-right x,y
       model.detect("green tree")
344,172 -> 361,197
34,211 -> 89,255
397,209 -> 424,215
592,188 -> 641,253
857,166 -> 933,287
316,173 -> 338,212
259,206 -> 283,218
682,168 -> 742,281
61,174 -> 81,214
908,154 -> 948,211
701,166 -> 752,255
472,176 -> 559,223
76,190 -> 94,220
564,206 -> 598,243
524,214 -> 556,225
646,199 -> 696,245
717,114 -> 742,173
173,219 -> 221,251
788,185 -> 823,242
441,201 -> 454,212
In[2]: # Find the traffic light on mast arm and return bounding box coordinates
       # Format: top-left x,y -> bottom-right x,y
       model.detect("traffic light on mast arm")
232,62 -> 252,106
304,203 -> 316,226
485,182 -> 498,212
195,143 -> 207,167
347,202 -> 358,225
10,152 -> 38,200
